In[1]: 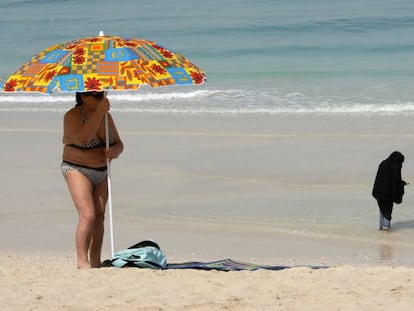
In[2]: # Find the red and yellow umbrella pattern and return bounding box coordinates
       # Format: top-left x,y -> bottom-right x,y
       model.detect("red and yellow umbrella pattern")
1,34 -> 205,94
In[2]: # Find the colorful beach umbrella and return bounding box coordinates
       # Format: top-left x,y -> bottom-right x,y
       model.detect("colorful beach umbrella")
1,32 -> 205,257
1,31 -> 205,94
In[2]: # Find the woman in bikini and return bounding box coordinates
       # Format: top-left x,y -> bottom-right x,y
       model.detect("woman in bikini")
61,91 -> 124,269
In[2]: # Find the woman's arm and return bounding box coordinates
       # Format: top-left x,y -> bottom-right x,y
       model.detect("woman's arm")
63,100 -> 109,146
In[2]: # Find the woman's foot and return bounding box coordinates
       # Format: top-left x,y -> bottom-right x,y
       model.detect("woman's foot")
77,262 -> 92,269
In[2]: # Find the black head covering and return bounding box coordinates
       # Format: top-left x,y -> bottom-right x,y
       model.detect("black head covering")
387,151 -> 404,164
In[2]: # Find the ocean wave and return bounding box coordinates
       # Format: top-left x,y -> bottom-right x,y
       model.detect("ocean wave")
0,89 -> 211,103
1,88 -> 414,115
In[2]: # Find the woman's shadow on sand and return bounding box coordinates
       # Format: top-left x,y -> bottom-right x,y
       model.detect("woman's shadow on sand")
390,219 -> 414,231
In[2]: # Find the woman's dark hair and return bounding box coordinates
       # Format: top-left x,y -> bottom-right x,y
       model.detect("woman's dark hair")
75,92 -> 84,107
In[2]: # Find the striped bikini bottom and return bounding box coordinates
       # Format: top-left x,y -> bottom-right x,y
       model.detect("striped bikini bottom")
61,161 -> 107,187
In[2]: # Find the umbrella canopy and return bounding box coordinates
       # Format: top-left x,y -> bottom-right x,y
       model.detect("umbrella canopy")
1,32 -> 205,94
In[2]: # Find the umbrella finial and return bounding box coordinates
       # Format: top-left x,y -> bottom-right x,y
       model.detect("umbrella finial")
99,30 -> 105,36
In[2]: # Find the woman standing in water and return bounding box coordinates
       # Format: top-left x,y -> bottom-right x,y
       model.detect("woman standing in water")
372,151 -> 407,232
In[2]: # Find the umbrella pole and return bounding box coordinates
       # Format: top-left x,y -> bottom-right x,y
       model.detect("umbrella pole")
105,113 -> 115,258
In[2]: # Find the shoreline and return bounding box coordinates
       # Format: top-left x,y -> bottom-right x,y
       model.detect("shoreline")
2,212 -> 414,268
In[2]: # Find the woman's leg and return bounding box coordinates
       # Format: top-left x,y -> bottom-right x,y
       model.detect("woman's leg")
89,179 -> 108,268
65,171 -> 95,269
378,200 -> 393,230
379,211 -> 384,230
382,216 -> 391,231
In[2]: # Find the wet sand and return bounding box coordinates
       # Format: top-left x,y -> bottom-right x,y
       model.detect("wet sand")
1,111 -> 414,310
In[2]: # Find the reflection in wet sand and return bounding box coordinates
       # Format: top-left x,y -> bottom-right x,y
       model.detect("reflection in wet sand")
379,243 -> 393,262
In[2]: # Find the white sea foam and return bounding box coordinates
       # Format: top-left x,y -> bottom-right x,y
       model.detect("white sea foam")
1,88 -> 413,115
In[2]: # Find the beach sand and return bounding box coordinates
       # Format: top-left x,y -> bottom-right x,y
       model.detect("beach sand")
2,252 -> 414,310
1,111 -> 414,310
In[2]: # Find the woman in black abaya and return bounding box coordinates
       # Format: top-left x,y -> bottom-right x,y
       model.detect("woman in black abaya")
372,151 -> 407,231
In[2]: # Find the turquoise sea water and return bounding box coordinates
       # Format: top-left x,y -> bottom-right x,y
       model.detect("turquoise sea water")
1,0 -> 414,114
